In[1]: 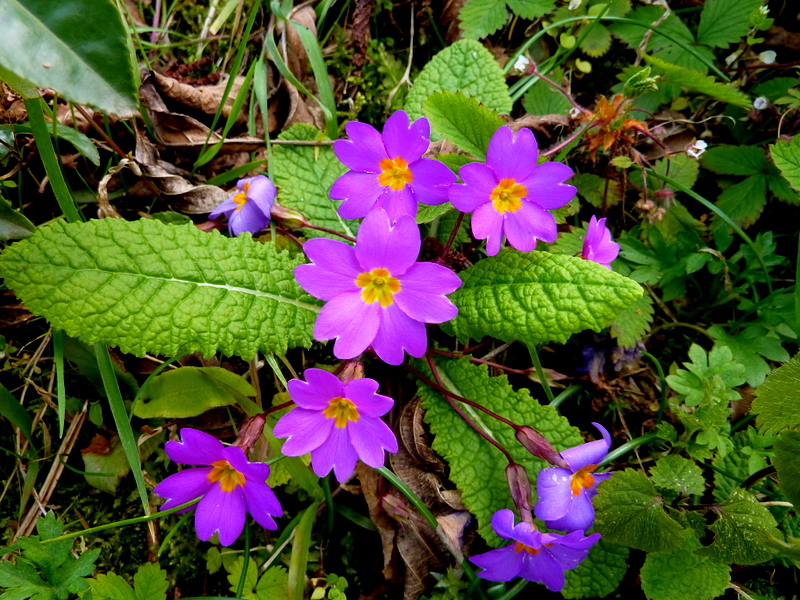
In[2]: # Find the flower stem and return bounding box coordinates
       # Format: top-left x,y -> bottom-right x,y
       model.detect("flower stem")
439,211 -> 466,262
302,222 -> 357,242
598,432 -> 659,467
235,521 -> 251,599
527,345 -> 556,405
640,351 -> 667,423
496,578 -> 529,600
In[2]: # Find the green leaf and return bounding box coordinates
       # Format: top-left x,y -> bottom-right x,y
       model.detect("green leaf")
696,0 -> 763,48
457,0 -> 508,40
1,123 -> 100,166
650,455 -> 705,499
643,55 -> 751,108
572,172 -> 623,208
0,219 -> 321,359
422,91 -> 503,160
0,0 -> 138,117
752,351 -> 800,435
708,325 -> 789,387
0,194 -> 35,241
415,356 -> 583,544
404,40 -> 512,121
415,202 -> 453,224
448,250 -> 643,347
579,24 -> 613,58
505,0 -> 556,19
0,383 -> 33,442
696,488 -> 780,565
548,224 -> 586,257
593,469 -> 685,552
132,563 -> 168,600
772,431 -> 800,518
253,567 -> 288,600
771,135 -> 800,194
712,427 -> 771,502
561,538 -> 629,599
271,124 -> 351,240
609,292 -> 654,347
82,436 -> 131,494
640,530 -> 730,600
227,557 -> 258,599
715,174 -> 768,228
752,77 -> 798,102
701,145 -> 766,176
666,344 -> 746,409
522,79 -> 573,116
134,367 -> 256,419
88,573 -> 137,600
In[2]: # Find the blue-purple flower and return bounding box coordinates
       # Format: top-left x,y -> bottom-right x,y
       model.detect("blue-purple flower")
209,175 -> 276,236
273,368 -> 398,482
330,110 -> 456,221
534,423 -> 612,532
154,428 -> 282,546
470,509 -> 600,591
582,216 -> 619,269
449,126 -> 576,255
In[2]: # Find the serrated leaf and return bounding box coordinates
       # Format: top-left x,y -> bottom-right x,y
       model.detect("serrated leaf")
650,455 -> 705,498
227,557 -> 259,599
753,78 -> 798,102
712,428 -> 770,502
609,292 -> 653,347
572,172 -> 623,208
522,79 -> 572,116
640,530 -> 730,600
697,488 -> 779,565
579,24 -> 612,58
404,40 -> 512,121
457,0 -> 508,40
253,567 -> 288,600
701,145 -> 767,176
0,219 -> 321,359
415,202 -> 452,224
423,91 -> 503,160
448,250 -> 643,347
644,55 -> 751,108
708,325 -> 789,387
593,469 -> 685,552
271,124 -> 351,240
771,135 -> 800,193
696,0 -> 763,48
0,0 -> 138,116
506,0 -> 556,19
134,367 -> 256,419
752,351 -> 800,435
666,344 -> 745,408
773,431 -> 800,512
561,538 -> 629,599
416,356 -> 583,545
132,564 -> 167,600
88,573 -> 136,600
715,174 -> 768,228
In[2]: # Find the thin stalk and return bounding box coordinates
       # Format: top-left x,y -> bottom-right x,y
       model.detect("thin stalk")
377,466 -> 437,529
235,522 -> 251,599
527,346 -> 556,405
440,211 -> 466,261
550,384 -> 582,410
796,231 -> 800,340
156,511 -> 192,557
288,500 -> 322,600
496,579 -> 529,600
598,432 -> 659,467
53,331 -> 66,437
640,351 -> 667,423
323,474 -> 335,536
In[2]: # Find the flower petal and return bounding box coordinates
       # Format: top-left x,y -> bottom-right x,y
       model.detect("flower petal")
209,197 -> 238,221
490,509 -> 518,540
375,187 -> 419,221
331,171 -> 385,219
371,303 -> 427,365
534,467 -> 573,521
518,162 -> 576,210
295,241 -> 361,301
344,378 -> 393,417
560,423 -> 611,470
519,551 -> 565,592
408,158 -> 456,206
504,200 -> 558,249
471,202 -> 505,256
449,163 -> 496,213
220,446 -> 269,484
355,210 -> 420,275
273,407 -> 334,455
165,429 -> 225,465
470,546 -> 522,582
245,176 -> 277,213
314,291 -> 381,359
394,263 -> 460,323
348,415 -> 398,467
382,111 -> 430,163
228,201 -> 270,236
544,490 -> 596,533
194,484 -> 246,546
288,369 -> 345,409
243,481 -> 282,530
155,468 -> 213,509
311,426 -> 359,482
486,127 -> 539,182
334,122 -> 387,172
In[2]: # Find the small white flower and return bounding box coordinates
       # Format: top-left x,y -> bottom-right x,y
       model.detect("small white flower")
759,5 -> 769,15
569,106 -> 582,119
513,55 -> 530,73
725,52 -> 739,66
686,140 -> 708,159
754,96 -> 769,110
569,0 -> 582,9
759,50 -> 777,65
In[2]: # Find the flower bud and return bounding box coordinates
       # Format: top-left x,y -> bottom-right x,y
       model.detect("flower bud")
753,96 -> 769,110
270,204 -> 313,229
505,463 -> 534,524
339,359 -> 365,385
758,50 -> 776,65
233,413 -> 267,452
516,426 -> 570,469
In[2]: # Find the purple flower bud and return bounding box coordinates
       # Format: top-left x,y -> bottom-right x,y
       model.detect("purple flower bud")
233,413 -> 267,452
505,463 -> 534,523
270,204 -> 313,229
515,426 -> 570,469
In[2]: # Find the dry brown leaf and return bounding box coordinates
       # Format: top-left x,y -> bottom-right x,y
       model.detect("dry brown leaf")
151,71 -> 246,122
283,5 -> 318,80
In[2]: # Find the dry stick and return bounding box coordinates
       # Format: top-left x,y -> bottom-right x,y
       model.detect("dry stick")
532,67 -> 589,116
438,211 -> 466,263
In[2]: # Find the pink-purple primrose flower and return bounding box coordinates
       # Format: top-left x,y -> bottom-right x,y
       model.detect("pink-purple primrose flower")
154,428 -> 282,546
449,126 -> 577,256
274,368 -> 398,482
534,422 -> 612,533
294,208 -> 462,365
209,175 -> 276,236
330,110 -> 456,221
470,509 -> 600,591
582,216 -> 620,269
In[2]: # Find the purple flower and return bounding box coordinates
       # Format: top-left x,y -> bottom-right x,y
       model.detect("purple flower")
534,423 -> 612,533
470,509 -> 600,591
273,368 -> 398,482
582,216 -> 619,269
154,428 -> 282,546
209,175 -> 276,236
449,126 -> 576,256
330,110 -> 456,221
294,208 -> 462,365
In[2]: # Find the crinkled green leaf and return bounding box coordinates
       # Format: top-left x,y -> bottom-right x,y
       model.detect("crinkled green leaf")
506,0 -> 556,19
752,351 -> 800,435
702,145 -> 766,176
0,0 -> 138,116
609,291 -> 653,347
773,431 -> 800,515
88,573 -> 137,600
771,135 -> 800,194
650,455 -> 705,499
448,250 -> 643,347
712,428 -> 771,502
0,219 -> 321,359
404,40 -> 512,121
522,78 -> 572,116
457,0 -> 508,39
132,563 -> 168,600
594,469 -> 685,552
640,530 -> 730,600
271,124 -> 351,239
416,356 -> 582,545
696,0 -> 763,48
561,538 -> 629,599
697,488 -> 779,565
423,91 -> 503,160
644,55 -> 751,108
708,325 -> 789,387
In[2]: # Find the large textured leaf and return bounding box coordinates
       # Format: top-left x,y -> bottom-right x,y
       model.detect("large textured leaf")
448,250 -> 642,347
609,292 -> 653,347
773,431 -> 800,510
644,55 -> 751,109
771,135 -> 800,195
404,40 -> 512,121
702,145 -> 766,176
696,0 -> 763,48
457,0 -> 508,40
562,539 -> 629,599
752,351 -> 800,435
0,0 -> 138,116
415,356 -> 582,545
422,91 -> 503,160
0,219 -> 320,358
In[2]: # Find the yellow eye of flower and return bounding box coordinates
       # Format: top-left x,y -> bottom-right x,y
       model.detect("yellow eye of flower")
323,397 -> 360,428
233,182 -> 251,212
377,157 -> 413,191
514,541 -> 540,555
490,178 -> 527,214
355,267 -> 401,307
207,460 -> 246,492
570,464 -> 597,496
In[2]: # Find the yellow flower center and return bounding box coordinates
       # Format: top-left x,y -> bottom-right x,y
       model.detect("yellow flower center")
355,267 -> 401,307
570,464 -> 597,496
207,460 -> 246,492
233,182 -> 251,212
323,396 -> 360,428
514,541 -> 540,555
490,178 -> 527,214
377,157 -> 413,191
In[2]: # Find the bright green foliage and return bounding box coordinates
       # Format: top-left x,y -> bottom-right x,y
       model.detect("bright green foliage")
548,224 -> 586,257
609,292 -> 654,348
649,154 -> 700,192
505,0 -> 556,19
770,135 -> 800,196
0,512 -> 101,600
415,203 -> 453,224
552,0 -> 631,59
650,455 -> 705,501
696,0 -> 764,48
226,557 -> 288,600
88,563 -> 168,600
644,55 -> 751,108
752,351 -> 800,434
666,344 -> 745,409
702,144 -> 767,176
0,219 -> 321,359
448,250 -> 642,347
404,40 -> 512,121
572,172 -> 623,208
708,325 -> 789,387
422,91 -> 503,160
523,69 -> 572,116
271,124 -> 351,239
0,0 -> 138,116
593,469 -> 685,552
753,77 -> 798,102
458,0 -> 555,39
415,356 -> 582,544
712,428 -> 771,502
0,123 -> 100,166
697,488 -> 779,565
134,367 -> 256,418
640,531 -> 730,600
773,431 -> 800,509
81,437 -> 130,494
561,539 -> 629,599
0,383 -> 33,441
623,66 -> 659,99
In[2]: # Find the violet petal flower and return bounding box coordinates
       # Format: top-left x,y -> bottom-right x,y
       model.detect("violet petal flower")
534,423 -> 612,533
294,208 -> 462,365
582,216 -> 620,269
273,368 -> 399,482
154,428 -> 282,546
209,175 -> 276,236
470,509 -> 600,591
449,126 -> 576,256
330,110 -> 456,221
